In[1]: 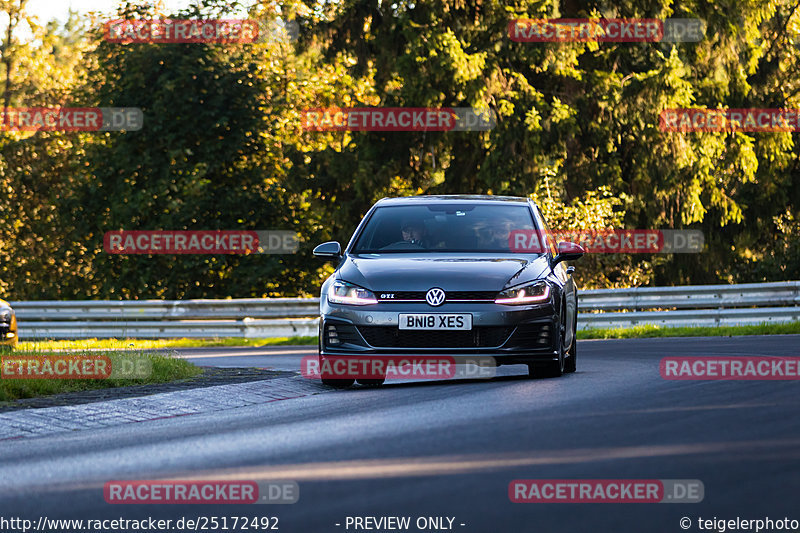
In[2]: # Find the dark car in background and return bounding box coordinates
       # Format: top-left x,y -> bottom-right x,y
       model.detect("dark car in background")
0,298 -> 18,350
313,195 -> 584,387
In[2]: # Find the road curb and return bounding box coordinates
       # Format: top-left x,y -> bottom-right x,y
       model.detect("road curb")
0,376 -> 328,441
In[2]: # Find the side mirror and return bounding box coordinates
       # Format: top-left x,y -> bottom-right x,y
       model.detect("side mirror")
313,241 -> 342,260
551,241 -> 584,268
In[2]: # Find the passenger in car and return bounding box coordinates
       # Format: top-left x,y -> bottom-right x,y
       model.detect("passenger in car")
478,218 -> 514,250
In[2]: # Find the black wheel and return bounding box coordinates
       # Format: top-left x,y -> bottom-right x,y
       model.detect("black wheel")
322,377 -> 356,388
356,378 -> 385,386
564,320 -> 577,373
529,310 -> 567,378
357,362 -> 387,386
318,340 -> 355,388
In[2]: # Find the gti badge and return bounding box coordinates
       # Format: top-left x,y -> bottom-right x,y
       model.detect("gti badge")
425,288 -> 446,307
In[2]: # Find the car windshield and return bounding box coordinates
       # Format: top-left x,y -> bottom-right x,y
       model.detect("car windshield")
351,204 -> 540,253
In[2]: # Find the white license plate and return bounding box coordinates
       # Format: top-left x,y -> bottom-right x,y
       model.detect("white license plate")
399,314 -> 472,330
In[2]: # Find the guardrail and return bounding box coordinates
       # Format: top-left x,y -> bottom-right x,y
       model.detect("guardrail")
578,281 -> 800,311
11,281 -> 799,339
11,298 -> 318,320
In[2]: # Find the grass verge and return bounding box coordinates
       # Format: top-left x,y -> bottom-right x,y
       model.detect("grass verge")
577,321 -> 800,339
0,349 -> 201,402
17,337 -> 318,351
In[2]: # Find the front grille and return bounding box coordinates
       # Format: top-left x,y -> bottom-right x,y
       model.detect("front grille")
449,291 -> 498,300
357,326 -> 514,348
376,290 -> 496,302
506,323 -> 552,348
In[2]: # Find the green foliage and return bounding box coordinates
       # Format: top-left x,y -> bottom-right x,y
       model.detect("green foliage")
534,182 -> 653,288
1,0 -> 799,299
296,0 -> 800,287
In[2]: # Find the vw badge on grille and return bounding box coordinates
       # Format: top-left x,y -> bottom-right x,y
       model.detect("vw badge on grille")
425,288 -> 446,306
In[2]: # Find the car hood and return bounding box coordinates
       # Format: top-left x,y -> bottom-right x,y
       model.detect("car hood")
339,254 -> 550,291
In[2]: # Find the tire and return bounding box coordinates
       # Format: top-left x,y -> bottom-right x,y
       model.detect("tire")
319,341 -> 355,388
322,377 -> 355,388
564,321 -> 577,373
356,378 -> 385,386
529,310 -> 567,378
357,361 -> 387,386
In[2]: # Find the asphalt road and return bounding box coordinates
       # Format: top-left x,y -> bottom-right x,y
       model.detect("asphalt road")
1,336 -> 799,533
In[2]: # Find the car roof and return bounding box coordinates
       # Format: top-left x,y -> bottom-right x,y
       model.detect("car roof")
375,195 -> 532,206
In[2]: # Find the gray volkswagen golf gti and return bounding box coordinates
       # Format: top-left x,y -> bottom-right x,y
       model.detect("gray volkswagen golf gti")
313,195 -> 584,387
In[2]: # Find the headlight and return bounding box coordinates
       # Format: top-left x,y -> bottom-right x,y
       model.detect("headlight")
494,281 -> 551,305
328,280 -> 378,305
0,308 -> 11,322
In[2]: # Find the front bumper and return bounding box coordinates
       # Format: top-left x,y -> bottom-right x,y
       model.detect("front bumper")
319,300 -> 560,365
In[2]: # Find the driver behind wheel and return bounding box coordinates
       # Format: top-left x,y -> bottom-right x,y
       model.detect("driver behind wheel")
400,219 -> 427,246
